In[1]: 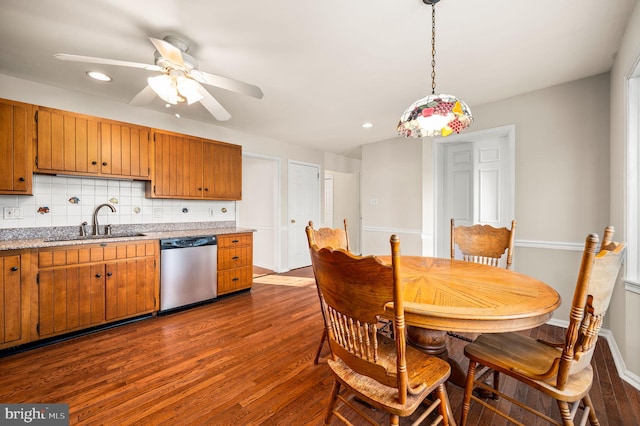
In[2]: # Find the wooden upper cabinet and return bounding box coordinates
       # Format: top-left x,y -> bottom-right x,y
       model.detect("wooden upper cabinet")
0,99 -> 33,194
35,106 -> 151,180
149,130 -> 241,200
203,140 -> 242,200
100,120 -> 151,179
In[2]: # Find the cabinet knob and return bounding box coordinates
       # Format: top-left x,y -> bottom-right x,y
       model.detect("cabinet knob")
232,256 -> 239,260
204,188 -> 209,191
198,187 -> 202,191
92,161 -> 97,165
232,277 -> 239,282
95,273 -> 102,278
102,162 -> 108,166
11,266 -> 18,272
106,272 -> 113,277
18,177 -> 25,182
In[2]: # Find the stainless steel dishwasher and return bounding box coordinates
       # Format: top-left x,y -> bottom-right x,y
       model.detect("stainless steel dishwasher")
160,235 -> 217,312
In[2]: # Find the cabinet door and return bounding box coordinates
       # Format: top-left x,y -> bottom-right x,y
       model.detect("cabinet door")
38,264 -> 105,337
203,141 -> 242,200
151,131 -> 204,198
100,121 -> 151,179
0,255 -> 22,344
0,99 -> 32,194
105,257 -> 156,321
36,107 -> 100,175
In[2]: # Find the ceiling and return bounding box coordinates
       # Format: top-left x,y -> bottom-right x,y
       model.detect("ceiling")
0,0 -> 636,158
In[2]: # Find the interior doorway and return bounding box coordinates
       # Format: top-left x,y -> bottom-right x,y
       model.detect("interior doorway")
238,153 -> 280,271
324,169 -> 361,254
434,125 -> 516,257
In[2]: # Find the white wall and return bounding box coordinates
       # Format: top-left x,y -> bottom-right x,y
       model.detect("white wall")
610,0 -> 640,379
361,138 -> 425,255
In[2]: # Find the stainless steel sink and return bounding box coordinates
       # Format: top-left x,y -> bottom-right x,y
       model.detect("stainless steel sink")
44,233 -> 146,242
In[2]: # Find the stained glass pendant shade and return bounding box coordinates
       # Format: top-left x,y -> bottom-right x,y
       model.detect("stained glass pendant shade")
397,0 -> 473,138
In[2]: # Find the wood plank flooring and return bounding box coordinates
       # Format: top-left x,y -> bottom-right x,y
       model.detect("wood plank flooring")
0,267 -> 638,425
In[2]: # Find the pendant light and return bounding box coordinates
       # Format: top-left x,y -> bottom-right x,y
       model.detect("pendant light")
397,0 -> 473,138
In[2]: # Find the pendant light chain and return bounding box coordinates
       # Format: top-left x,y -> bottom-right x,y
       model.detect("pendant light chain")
431,2 -> 436,95
397,0 -> 473,138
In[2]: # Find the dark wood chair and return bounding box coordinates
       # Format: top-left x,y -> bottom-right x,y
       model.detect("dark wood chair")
309,235 -> 452,425
306,220 -> 350,364
450,218 -> 516,269
460,226 -> 625,426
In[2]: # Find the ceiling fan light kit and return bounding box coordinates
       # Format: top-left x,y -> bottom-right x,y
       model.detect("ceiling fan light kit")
55,35 -> 263,122
398,0 -> 473,138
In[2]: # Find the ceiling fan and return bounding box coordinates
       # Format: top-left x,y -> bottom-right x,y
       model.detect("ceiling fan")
55,35 -> 263,121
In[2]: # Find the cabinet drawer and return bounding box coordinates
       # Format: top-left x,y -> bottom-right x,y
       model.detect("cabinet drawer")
217,265 -> 252,295
217,233 -> 252,249
218,246 -> 252,270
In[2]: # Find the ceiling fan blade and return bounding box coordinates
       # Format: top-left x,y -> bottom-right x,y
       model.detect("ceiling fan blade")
148,37 -> 185,68
190,69 -> 263,99
54,53 -> 163,71
129,85 -> 158,106
197,85 -> 231,121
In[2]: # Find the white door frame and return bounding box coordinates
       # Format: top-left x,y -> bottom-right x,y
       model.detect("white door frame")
433,124 -> 516,257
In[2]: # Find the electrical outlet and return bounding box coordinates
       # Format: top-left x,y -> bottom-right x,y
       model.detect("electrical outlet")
3,207 -> 23,219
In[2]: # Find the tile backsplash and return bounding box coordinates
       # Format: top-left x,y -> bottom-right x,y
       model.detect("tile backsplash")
0,175 -> 236,229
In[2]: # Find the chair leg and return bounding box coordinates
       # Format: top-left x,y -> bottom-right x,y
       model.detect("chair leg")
557,400 -> 575,426
492,370 -> 500,400
314,329 -> 327,364
460,360 -> 478,426
324,380 -> 341,425
435,383 -> 450,426
582,394 -> 601,426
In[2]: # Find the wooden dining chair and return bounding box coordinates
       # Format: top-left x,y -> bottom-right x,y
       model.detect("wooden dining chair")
306,220 -> 350,364
449,218 -> 517,344
450,218 -> 516,270
309,235 -> 452,426
460,226 -> 625,426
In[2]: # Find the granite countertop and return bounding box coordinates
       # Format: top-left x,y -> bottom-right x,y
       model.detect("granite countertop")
0,223 -> 255,251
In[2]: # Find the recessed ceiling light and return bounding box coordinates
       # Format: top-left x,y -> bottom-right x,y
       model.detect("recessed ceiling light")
362,122 -> 374,128
175,113 -> 181,118
86,71 -> 112,82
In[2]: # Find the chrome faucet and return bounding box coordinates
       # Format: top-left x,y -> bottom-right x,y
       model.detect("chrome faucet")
92,203 -> 116,235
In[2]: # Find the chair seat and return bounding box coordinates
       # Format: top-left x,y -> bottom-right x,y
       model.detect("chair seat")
464,332 -> 594,402
328,335 -> 451,417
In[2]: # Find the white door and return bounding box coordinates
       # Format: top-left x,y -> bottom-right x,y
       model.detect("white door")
436,126 -> 515,257
238,154 -> 279,271
288,161 -> 320,269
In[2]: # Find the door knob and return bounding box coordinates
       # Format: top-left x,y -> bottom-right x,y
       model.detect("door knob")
291,219 -> 295,223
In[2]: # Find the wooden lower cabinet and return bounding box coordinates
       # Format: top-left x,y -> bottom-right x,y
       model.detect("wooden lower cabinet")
217,233 -> 253,296
37,241 -> 159,339
0,250 -> 32,350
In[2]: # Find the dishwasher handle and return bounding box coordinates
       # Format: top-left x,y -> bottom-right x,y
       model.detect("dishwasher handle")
160,235 -> 217,250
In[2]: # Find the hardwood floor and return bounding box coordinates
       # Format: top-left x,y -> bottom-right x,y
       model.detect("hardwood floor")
1,267 -> 638,425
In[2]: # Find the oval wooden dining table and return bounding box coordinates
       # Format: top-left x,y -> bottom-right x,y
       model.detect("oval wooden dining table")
378,255 -> 562,387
